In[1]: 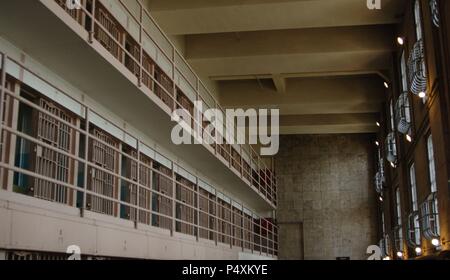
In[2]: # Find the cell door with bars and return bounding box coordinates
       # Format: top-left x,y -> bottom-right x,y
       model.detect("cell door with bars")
176,176 -> 196,235
243,213 -> 253,250
233,207 -> 243,247
95,4 -> 123,61
120,146 -> 138,221
138,153 -> 152,225
142,53 -> 155,91
218,199 -> 232,245
87,127 -> 119,216
33,98 -> 75,205
154,66 -> 174,109
0,78 -> 16,190
198,189 -> 211,240
124,35 -> 141,78
231,148 -> 241,172
152,163 -> 173,230
176,90 -> 194,127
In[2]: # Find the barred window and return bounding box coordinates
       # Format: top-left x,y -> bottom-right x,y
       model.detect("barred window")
426,135 -> 437,193
409,164 -> 418,211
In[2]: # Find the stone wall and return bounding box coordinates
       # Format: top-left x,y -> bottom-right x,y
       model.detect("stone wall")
275,134 -> 378,260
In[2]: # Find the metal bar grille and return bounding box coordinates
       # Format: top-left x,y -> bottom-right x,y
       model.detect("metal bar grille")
231,148 -> 241,172
395,92 -> 411,135
176,176 -> 196,235
142,53 -> 154,90
176,89 -> 194,127
94,4 -> 122,61
125,35 -> 141,78
138,154 -> 152,224
87,128 -> 119,216
33,99 -> 74,204
0,54 -> 279,255
198,189 -> 216,241
154,66 -> 174,109
51,0 -> 278,206
152,163 -> 173,230
408,39 -> 427,96
233,207 -> 243,247
218,199 -> 232,245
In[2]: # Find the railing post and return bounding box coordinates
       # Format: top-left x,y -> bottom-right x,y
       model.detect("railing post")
0,53 -> 5,190
138,2 -> 143,88
81,108 -> 90,217
171,168 -> 176,236
196,180 -> 200,242
135,141 -> 140,229
0,53 -> 5,153
88,0 -> 96,43
148,156 -> 153,226
215,190 -> 218,246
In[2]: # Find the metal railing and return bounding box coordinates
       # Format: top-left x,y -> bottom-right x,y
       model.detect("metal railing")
0,52 -> 278,257
47,0 -> 277,206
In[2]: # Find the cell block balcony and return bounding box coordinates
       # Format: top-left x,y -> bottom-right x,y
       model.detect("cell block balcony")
51,0 -> 278,207
0,52 -> 278,258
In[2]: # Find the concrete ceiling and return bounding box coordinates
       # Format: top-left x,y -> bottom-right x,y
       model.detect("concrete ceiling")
145,0 -> 405,134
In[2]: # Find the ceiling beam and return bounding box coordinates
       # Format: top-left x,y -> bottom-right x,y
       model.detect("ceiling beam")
219,76 -> 385,115
147,0 -> 404,35
272,74 -> 286,94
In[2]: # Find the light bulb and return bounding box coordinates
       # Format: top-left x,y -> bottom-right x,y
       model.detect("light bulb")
415,247 -> 422,254
406,135 -> 412,142
375,141 -> 380,146
384,82 -> 389,89
376,122 -> 381,127
397,251 -> 403,258
418,92 -> 426,98
431,238 -> 440,247
397,37 -> 405,45
379,196 -> 383,202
